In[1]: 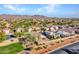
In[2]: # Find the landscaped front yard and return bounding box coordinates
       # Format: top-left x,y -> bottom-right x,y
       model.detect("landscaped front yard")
0,43 -> 24,54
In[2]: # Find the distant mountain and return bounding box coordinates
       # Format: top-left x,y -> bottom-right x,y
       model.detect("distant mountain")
0,14 -> 78,21
0,14 -> 51,20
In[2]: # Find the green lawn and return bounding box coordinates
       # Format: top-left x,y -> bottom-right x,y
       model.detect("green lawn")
0,43 -> 24,54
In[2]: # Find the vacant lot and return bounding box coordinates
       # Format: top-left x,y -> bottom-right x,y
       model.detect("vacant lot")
0,43 -> 24,54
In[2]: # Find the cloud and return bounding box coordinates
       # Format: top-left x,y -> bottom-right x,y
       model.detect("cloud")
0,4 -> 61,15
2,5 -> 26,14
69,12 -> 79,15
35,4 -> 61,14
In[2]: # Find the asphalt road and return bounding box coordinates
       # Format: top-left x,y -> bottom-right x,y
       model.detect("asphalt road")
50,42 -> 79,54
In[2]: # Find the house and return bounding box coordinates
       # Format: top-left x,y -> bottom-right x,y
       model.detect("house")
49,31 -> 60,39
45,26 -> 59,31
2,28 -> 15,39
28,28 -> 32,32
57,30 -> 71,37
56,29 -> 75,38
13,27 -> 24,33
40,34 -> 47,39
6,22 -> 10,28
61,28 -> 75,35
18,37 -> 27,44
2,28 -> 10,35
42,31 -> 51,39
73,29 -> 79,34
49,26 -> 59,31
46,27 -> 49,31
42,31 -> 60,39
6,33 -> 15,39
29,27 -> 41,32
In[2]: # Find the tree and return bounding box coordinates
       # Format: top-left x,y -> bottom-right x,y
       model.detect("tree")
0,21 -> 8,29
26,33 -> 36,43
0,32 -> 6,42
14,32 -> 25,37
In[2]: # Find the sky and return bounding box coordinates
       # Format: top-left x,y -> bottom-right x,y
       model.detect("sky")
0,4 -> 79,18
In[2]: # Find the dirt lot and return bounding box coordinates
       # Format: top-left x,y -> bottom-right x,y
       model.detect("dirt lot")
30,34 -> 79,54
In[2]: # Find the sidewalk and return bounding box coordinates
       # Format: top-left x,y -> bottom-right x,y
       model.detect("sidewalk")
0,38 -> 19,47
